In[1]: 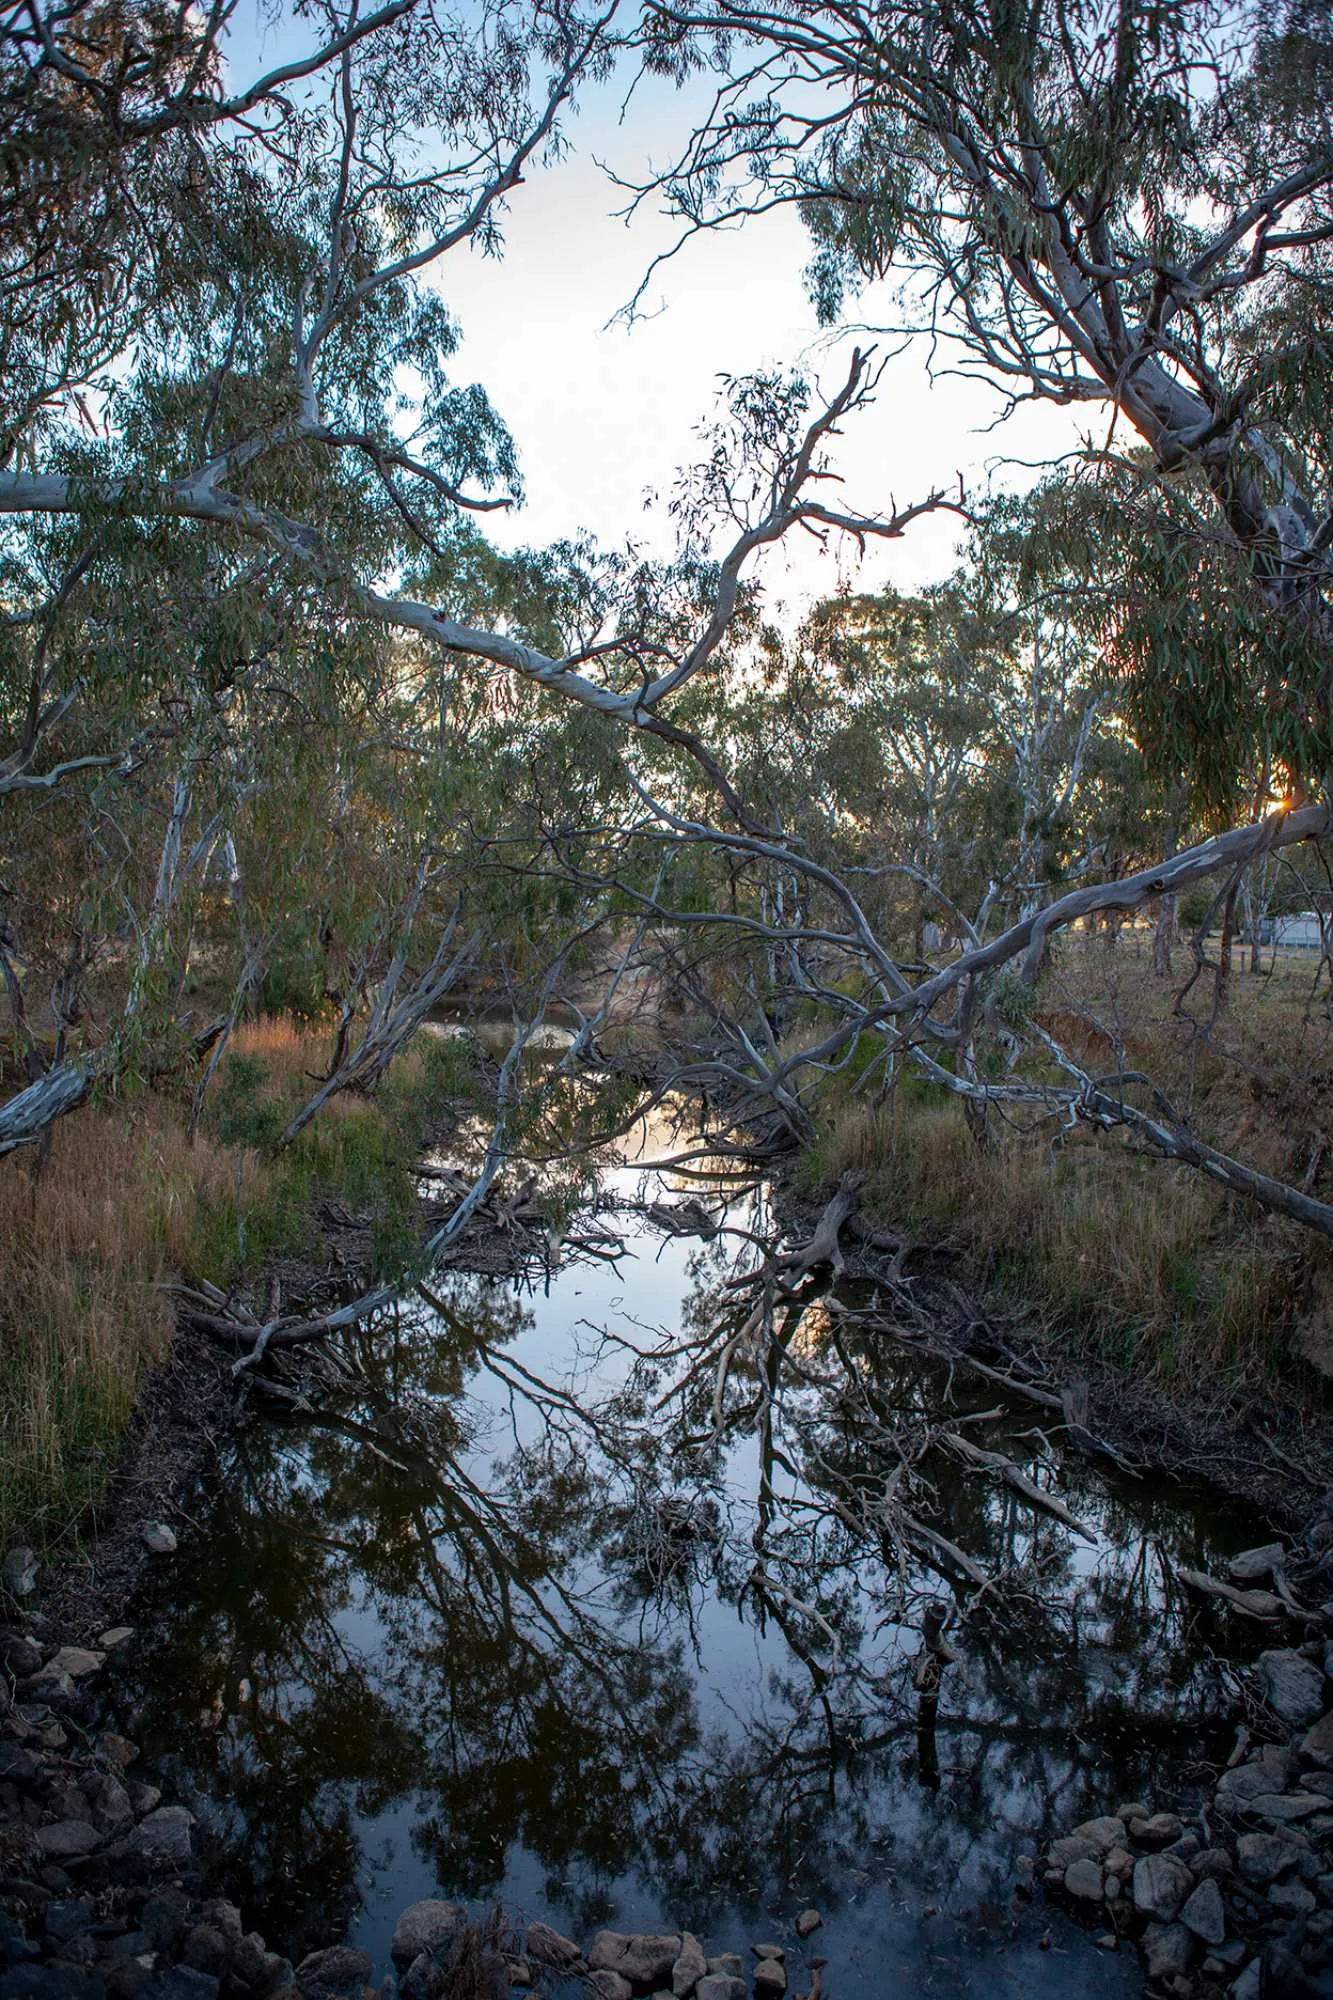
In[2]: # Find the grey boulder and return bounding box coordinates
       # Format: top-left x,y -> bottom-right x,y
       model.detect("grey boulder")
588,1935 -> 682,1988
1141,1925 -> 1193,1982
389,1903 -> 466,1968
671,1936 -> 707,1998
35,1823 -> 101,1860
291,1947 -> 372,2000
1236,1831 -> 1305,1884
524,1923 -> 581,1970
1180,1877 -> 1226,1946
1064,1859 -> 1104,1902
586,1977 -> 632,2000
1257,1650 -> 1326,1728
126,1809 -> 194,1869
1133,1853 -> 1194,1923
137,1975 -> 219,2000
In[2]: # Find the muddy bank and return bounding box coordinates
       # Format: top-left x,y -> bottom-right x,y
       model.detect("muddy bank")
775,1179 -> 1333,1529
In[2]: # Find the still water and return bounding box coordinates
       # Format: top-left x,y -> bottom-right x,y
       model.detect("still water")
118,1103 -> 1275,1997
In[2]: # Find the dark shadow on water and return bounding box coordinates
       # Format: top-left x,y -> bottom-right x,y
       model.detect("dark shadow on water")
117,1128 -> 1273,1996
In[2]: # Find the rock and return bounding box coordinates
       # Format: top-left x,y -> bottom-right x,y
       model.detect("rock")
671,1936 -> 706,1998
1048,1835 -> 1099,1870
1255,1744 -> 1300,1786
97,1630 -> 134,1651
2,1632 -> 44,1676
99,1965 -> 151,2000
139,1894 -> 190,1954
1180,1878 -> 1225,1946
182,1929 -> 229,1978
1113,1800 -> 1150,1823
1217,1763 -> 1279,1803
140,1526 -> 176,1557
389,1902 -> 467,1968
44,1649 -> 104,1681
752,1964 -> 786,1998
586,1977 -> 632,2000
3,1549 -> 39,1597
92,1778 -> 134,1837
25,1670 -> 77,1706
45,1903 -> 96,1946
587,1935 -> 682,1988
98,1736 -> 138,1771
125,1809 -> 194,1869
1269,1880 -> 1317,1915
1128,1811 -> 1185,1847
0,1742 -> 42,1785
1229,1964 -> 1261,2000
290,1948 -> 372,2000
1228,1544 -> 1285,1583
1064,1859 -> 1104,1902
125,1785 -> 161,1817
749,1948 -> 783,1963
524,1925 -> 581,1972
0,1972 -> 104,2000
1236,1831 -> 1304,1884
230,1934 -> 273,1988
1142,1924 -> 1194,1982
1250,1790 -> 1326,1822
694,1983 -> 745,2000
35,1823 -> 101,1860
1133,1853 -> 1194,1922
1070,1816 -> 1127,1855
1193,1849 -> 1235,1882
506,1963 -> 532,1991
704,1962 -> 743,1980
398,1952 -> 442,2000
1257,1650 -> 1326,1728
794,1911 -> 822,1940
1301,1712 -> 1333,1768
135,1974 -> 219,2000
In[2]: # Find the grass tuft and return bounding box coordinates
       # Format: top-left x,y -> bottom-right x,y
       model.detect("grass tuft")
0,1017 -> 473,1548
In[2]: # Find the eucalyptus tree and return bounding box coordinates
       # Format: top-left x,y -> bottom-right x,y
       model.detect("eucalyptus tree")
636,0 -> 1333,699
3,0 -> 1333,1253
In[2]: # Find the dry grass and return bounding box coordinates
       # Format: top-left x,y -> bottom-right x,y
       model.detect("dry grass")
801,936 -> 1333,1388
0,1016 -> 471,1547
0,1099 -> 279,1545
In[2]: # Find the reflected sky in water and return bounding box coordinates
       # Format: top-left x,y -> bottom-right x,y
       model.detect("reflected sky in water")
119,1101 -> 1276,1997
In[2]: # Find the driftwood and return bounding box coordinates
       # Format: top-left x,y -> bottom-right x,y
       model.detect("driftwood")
773,1173 -> 863,1285
712,1174 -> 864,1434
944,1432 -> 1097,1542
1176,1568 -> 1286,1622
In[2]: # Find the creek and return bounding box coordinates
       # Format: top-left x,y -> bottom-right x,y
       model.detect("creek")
116,1095 -> 1277,1997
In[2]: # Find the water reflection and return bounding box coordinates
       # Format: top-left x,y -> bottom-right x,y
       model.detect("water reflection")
120,1126 -> 1268,1994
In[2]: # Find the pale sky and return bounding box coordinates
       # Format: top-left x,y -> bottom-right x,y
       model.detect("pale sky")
231,9 -> 1086,618
437,68 -> 1085,613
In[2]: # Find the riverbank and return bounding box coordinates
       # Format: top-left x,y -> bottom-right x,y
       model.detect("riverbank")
9,1010 -> 1333,2000
792,941 -> 1333,1401
0,1017 -> 485,1556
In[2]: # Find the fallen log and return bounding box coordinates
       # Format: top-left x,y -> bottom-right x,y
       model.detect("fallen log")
1176,1568 -> 1286,1621
944,1432 -> 1096,1542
